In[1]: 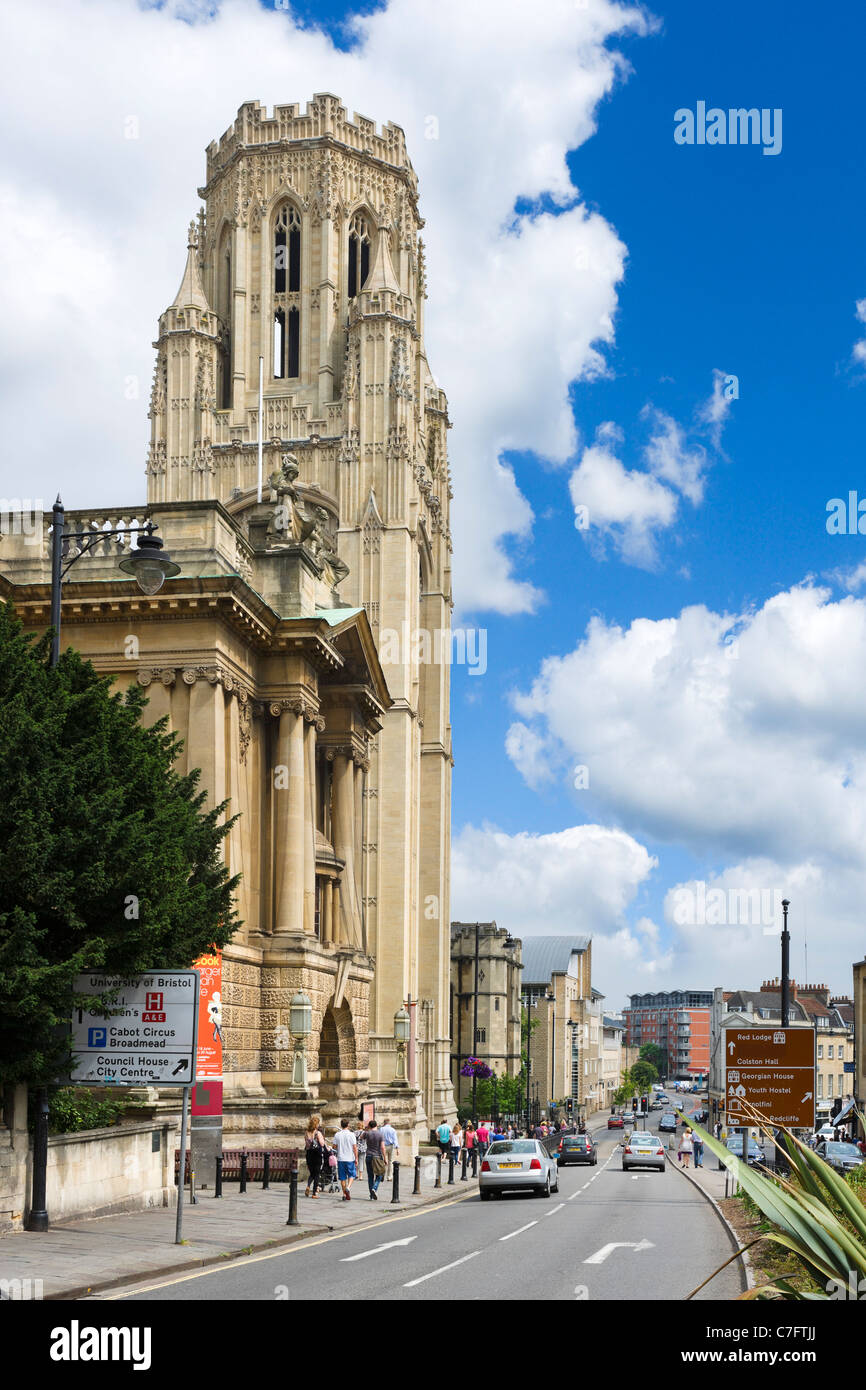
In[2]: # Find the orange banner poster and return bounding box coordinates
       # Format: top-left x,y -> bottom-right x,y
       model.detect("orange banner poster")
193,948 -> 222,1079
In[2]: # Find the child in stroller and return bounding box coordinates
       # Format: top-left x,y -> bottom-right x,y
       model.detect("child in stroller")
323,1142 -> 341,1194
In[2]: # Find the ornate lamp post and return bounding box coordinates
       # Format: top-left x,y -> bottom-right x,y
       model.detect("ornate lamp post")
288,991 -> 312,1094
393,1005 -> 410,1084
27,498 -> 181,1235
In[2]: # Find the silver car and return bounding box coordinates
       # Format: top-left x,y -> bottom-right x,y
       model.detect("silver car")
479,1139 -> 559,1200
622,1131 -> 665,1172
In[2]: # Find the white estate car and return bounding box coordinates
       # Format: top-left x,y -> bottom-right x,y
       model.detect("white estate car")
479,1139 -> 559,1200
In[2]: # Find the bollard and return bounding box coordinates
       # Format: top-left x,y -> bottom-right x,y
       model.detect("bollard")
413,1154 -> 421,1195
460,1149 -> 468,1181
447,1152 -> 455,1186
215,1155 -> 223,1198
435,1153 -> 442,1188
263,1153 -> 270,1190
240,1151 -> 248,1194
189,1167 -> 196,1205
391,1161 -> 400,1204
471,1147 -> 478,1178
286,1164 -> 299,1226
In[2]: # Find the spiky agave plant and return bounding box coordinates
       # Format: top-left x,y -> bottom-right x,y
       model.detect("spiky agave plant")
680,1101 -> 866,1299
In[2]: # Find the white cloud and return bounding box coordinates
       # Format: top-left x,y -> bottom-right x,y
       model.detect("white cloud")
642,407 -> 707,504
0,0 -> 651,616
853,298 -> 866,365
569,432 -> 679,567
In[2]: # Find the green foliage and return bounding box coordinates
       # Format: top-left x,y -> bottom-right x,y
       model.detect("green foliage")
43,1086 -> 125,1135
630,1059 -> 659,1092
0,603 -> 242,1088
472,1071 -> 524,1118
639,1043 -> 666,1075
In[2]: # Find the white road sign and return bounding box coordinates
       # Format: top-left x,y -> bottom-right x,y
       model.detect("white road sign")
71,971 -> 199,1086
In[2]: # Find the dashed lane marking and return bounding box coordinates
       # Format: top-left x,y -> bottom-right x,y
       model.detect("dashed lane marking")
403,1250 -> 481,1287
499,1221 -> 538,1242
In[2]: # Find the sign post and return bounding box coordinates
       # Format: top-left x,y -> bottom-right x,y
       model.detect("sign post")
191,949 -> 223,1197
723,1027 -> 815,1130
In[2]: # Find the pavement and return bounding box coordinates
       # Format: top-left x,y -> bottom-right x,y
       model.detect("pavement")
0,1161 -> 470,1300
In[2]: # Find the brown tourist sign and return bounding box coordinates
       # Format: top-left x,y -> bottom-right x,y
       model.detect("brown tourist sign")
723,1027 -> 816,1128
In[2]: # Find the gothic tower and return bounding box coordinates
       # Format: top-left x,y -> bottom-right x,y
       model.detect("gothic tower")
148,96 -> 455,1125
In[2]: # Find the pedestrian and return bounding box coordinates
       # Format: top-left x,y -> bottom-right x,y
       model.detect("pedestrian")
356,1120 -> 367,1170
451,1120 -> 463,1168
381,1117 -> 399,1179
476,1119 -> 489,1150
680,1128 -> 694,1170
364,1119 -> 387,1200
713,1120 -> 722,1141
436,1118 -> 452,1156
333,1118 -> 358,1201
464,1122 -> 476,1165
692,1130 -> 704,1168
303,1113 -> 326,1199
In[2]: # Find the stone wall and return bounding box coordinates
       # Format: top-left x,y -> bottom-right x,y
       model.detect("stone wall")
45,1120 -> 178,1223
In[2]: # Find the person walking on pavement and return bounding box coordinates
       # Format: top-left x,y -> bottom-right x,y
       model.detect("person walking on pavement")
436,1119 -> 452,1157
381,1118 -> 399,1179
364,1120 -> 387,1200
680,1127 -> 694,1170
464,1122 -> 476,1161
692,1129 -> 704,1168
476,1119 -> 490,1151
333,1118 -> 359,1201
304,1114 -> 326,1198
451,1120 -> 463,1168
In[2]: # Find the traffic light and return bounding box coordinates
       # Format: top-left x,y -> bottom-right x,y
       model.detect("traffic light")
566,1098 -> 573,1114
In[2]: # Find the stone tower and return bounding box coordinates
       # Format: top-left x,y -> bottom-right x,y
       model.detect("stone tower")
147,95 -> 455,1126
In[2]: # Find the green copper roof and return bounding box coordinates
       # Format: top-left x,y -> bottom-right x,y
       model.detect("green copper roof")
314,607 -> 363,625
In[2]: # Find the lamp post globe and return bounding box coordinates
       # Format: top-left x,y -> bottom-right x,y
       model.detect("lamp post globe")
118,532 -> 181,596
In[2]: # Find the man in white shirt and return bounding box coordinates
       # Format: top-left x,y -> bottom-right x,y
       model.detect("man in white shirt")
333,1118 -> 359,1201
381,1119 -> 399,1178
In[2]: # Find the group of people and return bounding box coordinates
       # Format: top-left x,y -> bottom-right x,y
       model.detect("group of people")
674,1126 -> 703,1168
303,1114 -> 400,1203
434,1116 -> 579,1162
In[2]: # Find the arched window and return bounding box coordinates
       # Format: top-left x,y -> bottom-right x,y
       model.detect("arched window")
274,204 -> 300,294
273,307 -> 299,380
217,230 -> 232,409
347,213 -> 371,298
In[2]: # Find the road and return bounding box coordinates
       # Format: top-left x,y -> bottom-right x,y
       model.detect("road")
106,1100 -> 743,1302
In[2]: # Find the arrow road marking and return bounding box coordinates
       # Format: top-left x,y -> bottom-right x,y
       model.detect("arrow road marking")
403,1250 -> 480,1287
499,1221 -> 538,1242
584,1239 -> 654,1265
341,1236 -> 417,1262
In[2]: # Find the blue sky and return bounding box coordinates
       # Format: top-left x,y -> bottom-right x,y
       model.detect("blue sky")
3,0 -> 866,1005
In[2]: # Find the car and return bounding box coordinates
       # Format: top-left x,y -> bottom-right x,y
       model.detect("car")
558,1133 -> 597,1166
692,1109 -> 707,1124
718,1134 -> 765,1169
658,1112 -> 678,1133
479,1139 -> 559,1200
816,1142 -> 864,1176
622,1131 -> 665,1172
608,1114 -> 624,1129
622,1110 -> 636,1124
814,1123 -> 836,1143
650,1097 -> 664,1111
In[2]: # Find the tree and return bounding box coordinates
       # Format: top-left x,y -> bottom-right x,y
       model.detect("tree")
630,1059 -> 659,1093
0,604 -> 241,1088
639,1043 -> 666,1076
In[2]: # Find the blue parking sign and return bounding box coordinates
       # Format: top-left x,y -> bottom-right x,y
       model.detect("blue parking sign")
88,1027 -> 107,1048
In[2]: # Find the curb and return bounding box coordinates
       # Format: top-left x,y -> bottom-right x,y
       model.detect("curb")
42,1179 -> 477,1301
668,1153 -> 755,1294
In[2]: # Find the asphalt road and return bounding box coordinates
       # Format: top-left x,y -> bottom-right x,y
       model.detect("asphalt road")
108,1102 -> 743,1302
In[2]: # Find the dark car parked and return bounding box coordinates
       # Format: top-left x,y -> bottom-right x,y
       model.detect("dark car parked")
558,1133 -> 597,1166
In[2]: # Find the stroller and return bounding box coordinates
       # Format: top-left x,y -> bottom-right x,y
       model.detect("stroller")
323,1143 -> 341,1194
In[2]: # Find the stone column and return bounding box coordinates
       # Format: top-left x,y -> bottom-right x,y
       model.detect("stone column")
322,877 -> 333,945
272,703 -> 305,935
303,717 -> 317,935
332,752 -> 362,948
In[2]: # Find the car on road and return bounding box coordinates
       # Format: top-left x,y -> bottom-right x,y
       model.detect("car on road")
622,1110 -> 636,1124
479,1139 -> 559,1200
658,1112 -> 678,1133
650,1096 -> 664,1110
558,1133 -> 597,1166
717,1134 -> 765,1169
622,1131 -> 666,1172
608,1114 -> 624,1129
815,1141 -> 864,1176
814,1123 -> 836,1144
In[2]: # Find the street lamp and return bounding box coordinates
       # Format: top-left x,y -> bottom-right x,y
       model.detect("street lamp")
27,497 -> 182,1234
49,497 -> 180,668
393,1005 -> 410,1084
288,991 -> 312,1093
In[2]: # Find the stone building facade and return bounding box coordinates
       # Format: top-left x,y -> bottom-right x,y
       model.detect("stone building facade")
0,94 -> 456,1147
449,922 -> 523,1104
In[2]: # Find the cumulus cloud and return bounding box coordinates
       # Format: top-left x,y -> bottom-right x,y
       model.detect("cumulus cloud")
0,0 -> 652,615
569,371 -> 733,567
853,298 -> 866,366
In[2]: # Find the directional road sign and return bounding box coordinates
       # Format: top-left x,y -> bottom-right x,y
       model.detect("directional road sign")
723,1026 -> 815,1128
71,971 -> 199,1086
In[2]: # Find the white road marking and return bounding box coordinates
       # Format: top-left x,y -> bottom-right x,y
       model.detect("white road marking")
403,1250 -> 480,1287
543,1203 -> 564,1216
582,1182 -> 591,1189
499,1220 -> 538,1241
584,1238 -> 654,1265
340,1236 -> 417,1262
568,1190 -> 581,1201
